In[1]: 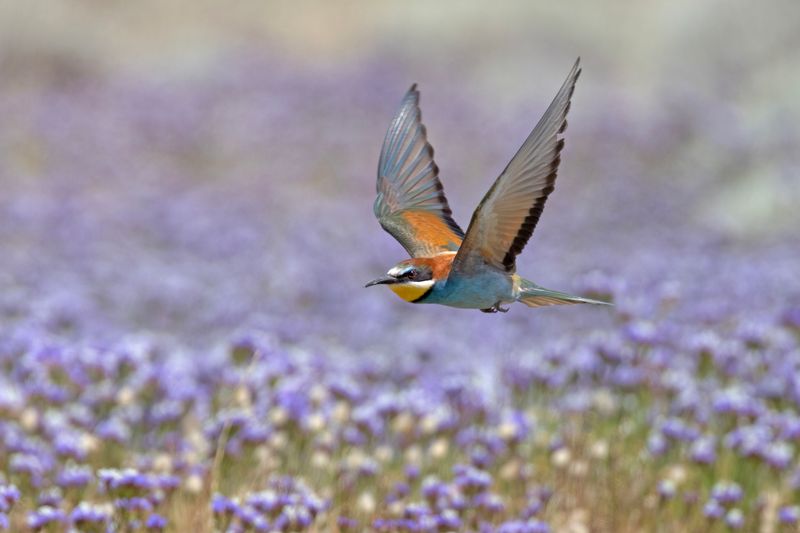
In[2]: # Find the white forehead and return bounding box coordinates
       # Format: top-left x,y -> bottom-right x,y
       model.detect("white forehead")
388,264 -> 412,277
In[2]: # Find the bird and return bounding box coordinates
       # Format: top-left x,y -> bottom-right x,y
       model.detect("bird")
365,58 -> 610,313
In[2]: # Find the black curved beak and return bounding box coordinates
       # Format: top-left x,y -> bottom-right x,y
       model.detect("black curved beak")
365,275 -> 397,288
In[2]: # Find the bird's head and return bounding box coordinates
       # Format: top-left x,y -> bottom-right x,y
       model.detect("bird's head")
365,259 -> 436,302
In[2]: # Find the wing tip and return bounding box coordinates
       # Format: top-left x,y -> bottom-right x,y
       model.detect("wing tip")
495,61 -> 578,272
568,57 -> 582,91
401,83 -> 421,113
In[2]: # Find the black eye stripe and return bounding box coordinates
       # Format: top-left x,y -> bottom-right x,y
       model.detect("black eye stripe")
397,268 -> 419,279
394,267 -> 431,280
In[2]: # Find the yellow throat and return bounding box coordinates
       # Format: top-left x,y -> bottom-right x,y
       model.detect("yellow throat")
388,280 -> 434,302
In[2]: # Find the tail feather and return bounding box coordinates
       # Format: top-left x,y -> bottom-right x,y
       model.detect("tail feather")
517,279 -> 612,308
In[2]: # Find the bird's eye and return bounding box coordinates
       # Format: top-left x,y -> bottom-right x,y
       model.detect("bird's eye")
400,268 -> 419,279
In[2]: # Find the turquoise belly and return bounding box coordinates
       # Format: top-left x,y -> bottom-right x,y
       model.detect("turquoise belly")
422,272 -> 513,309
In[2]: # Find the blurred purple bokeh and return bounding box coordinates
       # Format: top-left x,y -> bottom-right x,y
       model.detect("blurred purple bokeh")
1,3 -> 799,530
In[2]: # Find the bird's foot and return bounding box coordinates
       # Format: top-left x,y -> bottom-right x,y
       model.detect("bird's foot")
480,303 -> 510,313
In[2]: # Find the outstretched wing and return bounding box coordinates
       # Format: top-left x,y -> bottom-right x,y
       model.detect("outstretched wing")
452,58 -> 581,274
374,84 -> 464,258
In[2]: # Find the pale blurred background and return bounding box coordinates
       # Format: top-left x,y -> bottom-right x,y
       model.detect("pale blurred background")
2,0 -> 798,234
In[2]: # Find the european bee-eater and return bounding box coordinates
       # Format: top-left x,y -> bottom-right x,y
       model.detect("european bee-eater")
366,58 -> 610,313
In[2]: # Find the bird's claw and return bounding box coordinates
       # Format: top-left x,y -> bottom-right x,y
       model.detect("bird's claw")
480,303 -> 510,314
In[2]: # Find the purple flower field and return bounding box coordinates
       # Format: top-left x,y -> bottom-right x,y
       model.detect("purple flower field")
1,30 -> 799,533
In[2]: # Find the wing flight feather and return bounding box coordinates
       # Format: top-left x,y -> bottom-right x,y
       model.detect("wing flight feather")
452,58 -> 581,274
374,85 -> 464,257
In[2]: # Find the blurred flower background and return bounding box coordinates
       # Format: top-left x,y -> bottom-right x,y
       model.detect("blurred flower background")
1,1 -> 799,531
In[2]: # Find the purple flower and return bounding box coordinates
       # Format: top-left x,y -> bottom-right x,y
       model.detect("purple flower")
661,418 -> 700,442
782,306 -> 800,330
703,500 -> 724,520
437,510 -> 462,530
453,464 -> 492,495
0,485 -> 20,512
475,492 -> 506,514
56,464 -> 93,488
710,482 -> 743,505
497,519 -> 551,533
623,321 -> 659,345
421,476 -> 447,504
212,493 -> 239,515
725,508 -> 744,529
9,453 -> 49,481
114,497 -> 153,513
657,480 -> 676,499
405,465 -> 421,481
690,436 -> 717,465
337,516 -> 359,531
647,432 -> 669,456
37,488 -> 62,507
778,505 -> 800,524
246,490 -> 280,514
99,468 -> 155,495
386,482 -> 410,504
761,441 -> 793,470
96,418 -> 132,443
146,513 -> 168,531
155,474 -> 181,492
70,502 -> 111,526
27,506 -> 67,530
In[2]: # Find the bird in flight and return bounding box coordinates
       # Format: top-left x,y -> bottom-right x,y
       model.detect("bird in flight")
365,58 -> 610,313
